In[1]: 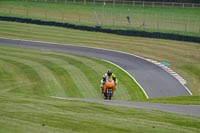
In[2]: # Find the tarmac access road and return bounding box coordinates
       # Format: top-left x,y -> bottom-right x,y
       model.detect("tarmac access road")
1,37 -> 199,117
51,97 -> 200,117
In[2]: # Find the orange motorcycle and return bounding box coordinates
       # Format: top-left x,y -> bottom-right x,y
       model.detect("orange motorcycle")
103,79 -> 116,100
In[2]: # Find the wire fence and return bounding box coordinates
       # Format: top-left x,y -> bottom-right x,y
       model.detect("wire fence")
30,0 -> 200,8
0,1 -> 200,34
93,7 -> 200,33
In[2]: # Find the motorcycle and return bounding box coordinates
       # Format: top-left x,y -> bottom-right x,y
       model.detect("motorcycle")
103,79 -> 115,100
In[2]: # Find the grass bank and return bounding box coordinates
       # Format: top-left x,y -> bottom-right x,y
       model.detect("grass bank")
0,92 -> 200,133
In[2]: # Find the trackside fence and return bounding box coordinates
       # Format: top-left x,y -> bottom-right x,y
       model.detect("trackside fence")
1,16 -> 200,43
0,5 -> 199,33
30,0 -> 200,8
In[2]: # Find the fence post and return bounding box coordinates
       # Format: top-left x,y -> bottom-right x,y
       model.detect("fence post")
26,8 -> 28,17
113,18 -> 115,26
185,23 -> 186,32
157,21 -> 159,30
172,15 -> 174,31
78,14 -> 80,24
45,11 -> 47,20
133,1 -> 134,6
143,1 -> 144,7
113,0 -> 115,5
62,13 -> 64,23
143,20 -> 145,29
9,7 -> 11,16
199,24 -> 200,33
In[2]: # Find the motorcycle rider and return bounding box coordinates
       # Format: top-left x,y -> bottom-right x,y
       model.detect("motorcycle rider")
100,69 -> 117,97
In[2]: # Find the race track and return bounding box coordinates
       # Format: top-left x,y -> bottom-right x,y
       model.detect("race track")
0,37 -> 191,98
0,37 -> 199,116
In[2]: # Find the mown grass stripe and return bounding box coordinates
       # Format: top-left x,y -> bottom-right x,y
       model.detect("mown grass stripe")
0,55 -> 47,95
0,54 -> 64,97
30,59 -> 82,98
43,54 -> 101,98
0,54 -> 68,97
0,46 -> 82,97
0,58 -> 44,96
0,59 -> 18,92
30,54 -> 99,98
0,50 -> 98,98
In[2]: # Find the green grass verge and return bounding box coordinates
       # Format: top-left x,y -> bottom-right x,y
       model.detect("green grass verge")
0,45 -> 145,100
0,92 -> 200,133
0,0 -> 200,36
149,95 -> 200,105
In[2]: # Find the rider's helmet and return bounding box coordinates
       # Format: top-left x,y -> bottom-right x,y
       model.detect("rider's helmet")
107,69 -> 112,77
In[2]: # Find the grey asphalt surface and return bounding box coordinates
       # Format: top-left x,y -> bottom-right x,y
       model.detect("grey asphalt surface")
0,37 -> 191,98
0,37 -> 199,117
51,97 -> 200,117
